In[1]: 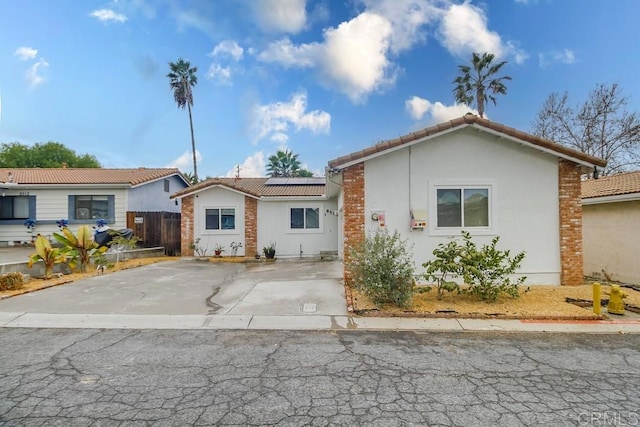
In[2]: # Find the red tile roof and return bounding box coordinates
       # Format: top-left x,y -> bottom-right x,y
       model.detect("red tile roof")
328,114 -> 607,169
581,171 -> 640,199
0,168 -> 185,186
171,177 -> 326,198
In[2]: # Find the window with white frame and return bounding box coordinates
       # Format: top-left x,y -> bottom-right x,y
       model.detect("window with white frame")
290,207 -> 320,230
205,208 -> 236,230
436,187 -> 490,228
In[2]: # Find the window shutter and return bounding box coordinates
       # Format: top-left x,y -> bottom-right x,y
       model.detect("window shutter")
68,195 -> 75,220
108,195 -> 115,223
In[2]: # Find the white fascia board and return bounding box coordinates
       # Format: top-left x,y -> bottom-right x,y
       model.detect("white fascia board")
172,184 -> 258,200
475,125 -> 598,168
330,126 -> 465,170
582,192 -> 640,205
10,183 -> 131,189
260,195 -> 327,202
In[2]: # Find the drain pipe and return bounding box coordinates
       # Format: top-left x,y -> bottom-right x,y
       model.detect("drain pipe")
299,244 -> 303,259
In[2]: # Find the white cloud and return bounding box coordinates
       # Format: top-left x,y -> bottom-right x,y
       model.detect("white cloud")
166,150 -> 203,172
14,47 -> 38,61
252,0 -> 307,34
26,59 -> 49,89
257,38 -> 317,68
89,8 -> 128,23
538,49 -> 576,68
438,2 -> 527,64
206,63 -> 232,85
224,152 -> 266,177
209,40 -> 244,61
405,96 -> 478,124
251,92 -> 331,144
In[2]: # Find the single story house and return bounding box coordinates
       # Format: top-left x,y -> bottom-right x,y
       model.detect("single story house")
171,177 -> 340,258
0,168 -> 190,245
174,114 -> 605,286
582,171 -> 640,285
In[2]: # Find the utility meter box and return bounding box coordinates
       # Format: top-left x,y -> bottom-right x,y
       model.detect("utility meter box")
410,219 -> 426,230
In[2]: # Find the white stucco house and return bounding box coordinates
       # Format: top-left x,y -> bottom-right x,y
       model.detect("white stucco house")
0,168 -> 190,245
174,115 -> 606,286
582,171 -> 640,285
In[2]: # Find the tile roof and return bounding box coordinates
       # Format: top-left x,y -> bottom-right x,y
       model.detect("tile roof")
171,177 -> 326,199
328,114 -> 607,169
581,171 -> 640,199
0,168 -> 185,186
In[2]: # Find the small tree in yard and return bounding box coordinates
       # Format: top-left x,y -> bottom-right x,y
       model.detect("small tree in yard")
460,231 -> 526,301
422,240 -> 463,300
346,229 -> 415,308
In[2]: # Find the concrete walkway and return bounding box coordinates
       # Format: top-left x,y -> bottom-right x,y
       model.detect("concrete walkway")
1,256 -> 639,333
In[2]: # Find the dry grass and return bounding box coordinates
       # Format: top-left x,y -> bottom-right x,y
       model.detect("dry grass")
1,257 -> 176,299
351,283 -> 640,320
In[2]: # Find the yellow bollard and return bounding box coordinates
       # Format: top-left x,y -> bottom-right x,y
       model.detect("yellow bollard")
592,282 -> 601,315
608,284 -> 627,315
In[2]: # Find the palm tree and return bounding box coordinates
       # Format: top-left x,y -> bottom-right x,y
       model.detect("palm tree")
167,58 -> 199,181
266,150 -> 313,177
453,52 -> 511,118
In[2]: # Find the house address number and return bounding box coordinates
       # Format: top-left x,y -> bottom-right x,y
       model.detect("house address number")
19,191 -> 30,196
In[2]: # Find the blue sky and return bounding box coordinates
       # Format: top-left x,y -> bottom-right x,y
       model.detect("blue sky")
1,0 -> 639,178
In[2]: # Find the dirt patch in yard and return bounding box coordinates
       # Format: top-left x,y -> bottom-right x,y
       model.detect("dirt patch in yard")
351,283 -> 640,320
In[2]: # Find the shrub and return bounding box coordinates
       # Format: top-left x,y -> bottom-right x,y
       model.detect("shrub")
53,226 -> 107,273
422,239 -> 463,299
459,231 -> 526,301
347,229 -> 415,308
0,272 -> 25,291
28,234 -> 66,279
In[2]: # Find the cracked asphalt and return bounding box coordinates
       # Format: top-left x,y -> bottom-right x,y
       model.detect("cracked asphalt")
1,329 -> 639,426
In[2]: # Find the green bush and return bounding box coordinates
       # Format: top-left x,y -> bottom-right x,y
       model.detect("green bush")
0,272 -> 25,291
347,229 -> 415,308
422,240 -> 463,300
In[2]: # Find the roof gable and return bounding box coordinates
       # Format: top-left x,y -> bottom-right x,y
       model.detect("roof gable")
0,168 -> 187,186
582,171 -> 640,199
171,177 -> 326,199
328,114 -> 607,169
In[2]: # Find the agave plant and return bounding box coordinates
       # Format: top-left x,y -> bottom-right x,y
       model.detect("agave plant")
53,226 -> 107,273
28,235 -> 66,279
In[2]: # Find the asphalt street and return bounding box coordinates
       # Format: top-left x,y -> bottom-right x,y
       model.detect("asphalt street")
1,329 -> 638,426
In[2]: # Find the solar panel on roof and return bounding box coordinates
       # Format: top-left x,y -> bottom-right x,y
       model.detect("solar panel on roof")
265,177 -> 325,185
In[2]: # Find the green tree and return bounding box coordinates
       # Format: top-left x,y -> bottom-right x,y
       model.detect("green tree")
453,52 -> 511,118
167,58 -> 199,181
0,141 -> 100,168
531,83 -> 640,174
266,149 -> 313,177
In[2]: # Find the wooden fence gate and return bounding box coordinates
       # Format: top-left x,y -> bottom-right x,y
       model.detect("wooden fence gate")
126,211 -> 181,256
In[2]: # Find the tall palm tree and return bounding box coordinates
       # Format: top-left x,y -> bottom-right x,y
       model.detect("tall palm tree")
453,52 -> 511,118
167,58 -> 199,181
266,150 -> 313,177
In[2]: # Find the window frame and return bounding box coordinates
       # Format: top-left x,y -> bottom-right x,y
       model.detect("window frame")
0,195 -> 36,223
429,182 -> 494,236
203,206 -> 238,234
288,204 -> 323,234
68,195 -> 115,224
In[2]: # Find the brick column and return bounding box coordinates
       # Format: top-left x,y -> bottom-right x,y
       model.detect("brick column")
244,196 -> 257,257
342,163 -> 365,285
180,195 -> 194,256
558,160 -> 583,286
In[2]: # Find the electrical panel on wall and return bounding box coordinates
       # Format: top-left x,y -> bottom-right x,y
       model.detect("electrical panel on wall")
370,210 -> 386,228
410,209 -> 427,230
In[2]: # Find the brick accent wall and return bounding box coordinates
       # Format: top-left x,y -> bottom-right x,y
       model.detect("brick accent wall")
342,163 -> 365,285
558,160 -> 583,286
244,196 -> 258,257
180,195 -> 194,256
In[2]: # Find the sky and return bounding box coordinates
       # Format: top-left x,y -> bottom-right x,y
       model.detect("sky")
1,0 -> 639,178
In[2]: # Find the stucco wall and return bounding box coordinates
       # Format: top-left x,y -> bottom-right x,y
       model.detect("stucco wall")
128,176 -> 186,213
257,199 -> 339,258
362,128 -> 562,284
583,200 -> 640,285
192,187 -> 246,256
0,187 -> 128,244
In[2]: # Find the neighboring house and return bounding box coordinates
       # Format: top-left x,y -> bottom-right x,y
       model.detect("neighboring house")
0,168 -> 190,245
171,177 -> 340,258
582,171 -> 640,285
328,114 -> 606,286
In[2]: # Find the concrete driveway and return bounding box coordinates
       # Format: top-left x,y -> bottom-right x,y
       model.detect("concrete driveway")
0,259 -> 347,316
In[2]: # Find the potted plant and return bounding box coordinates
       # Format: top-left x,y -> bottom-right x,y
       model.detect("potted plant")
214,243 -> 225,257
263,242 -> 276,260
